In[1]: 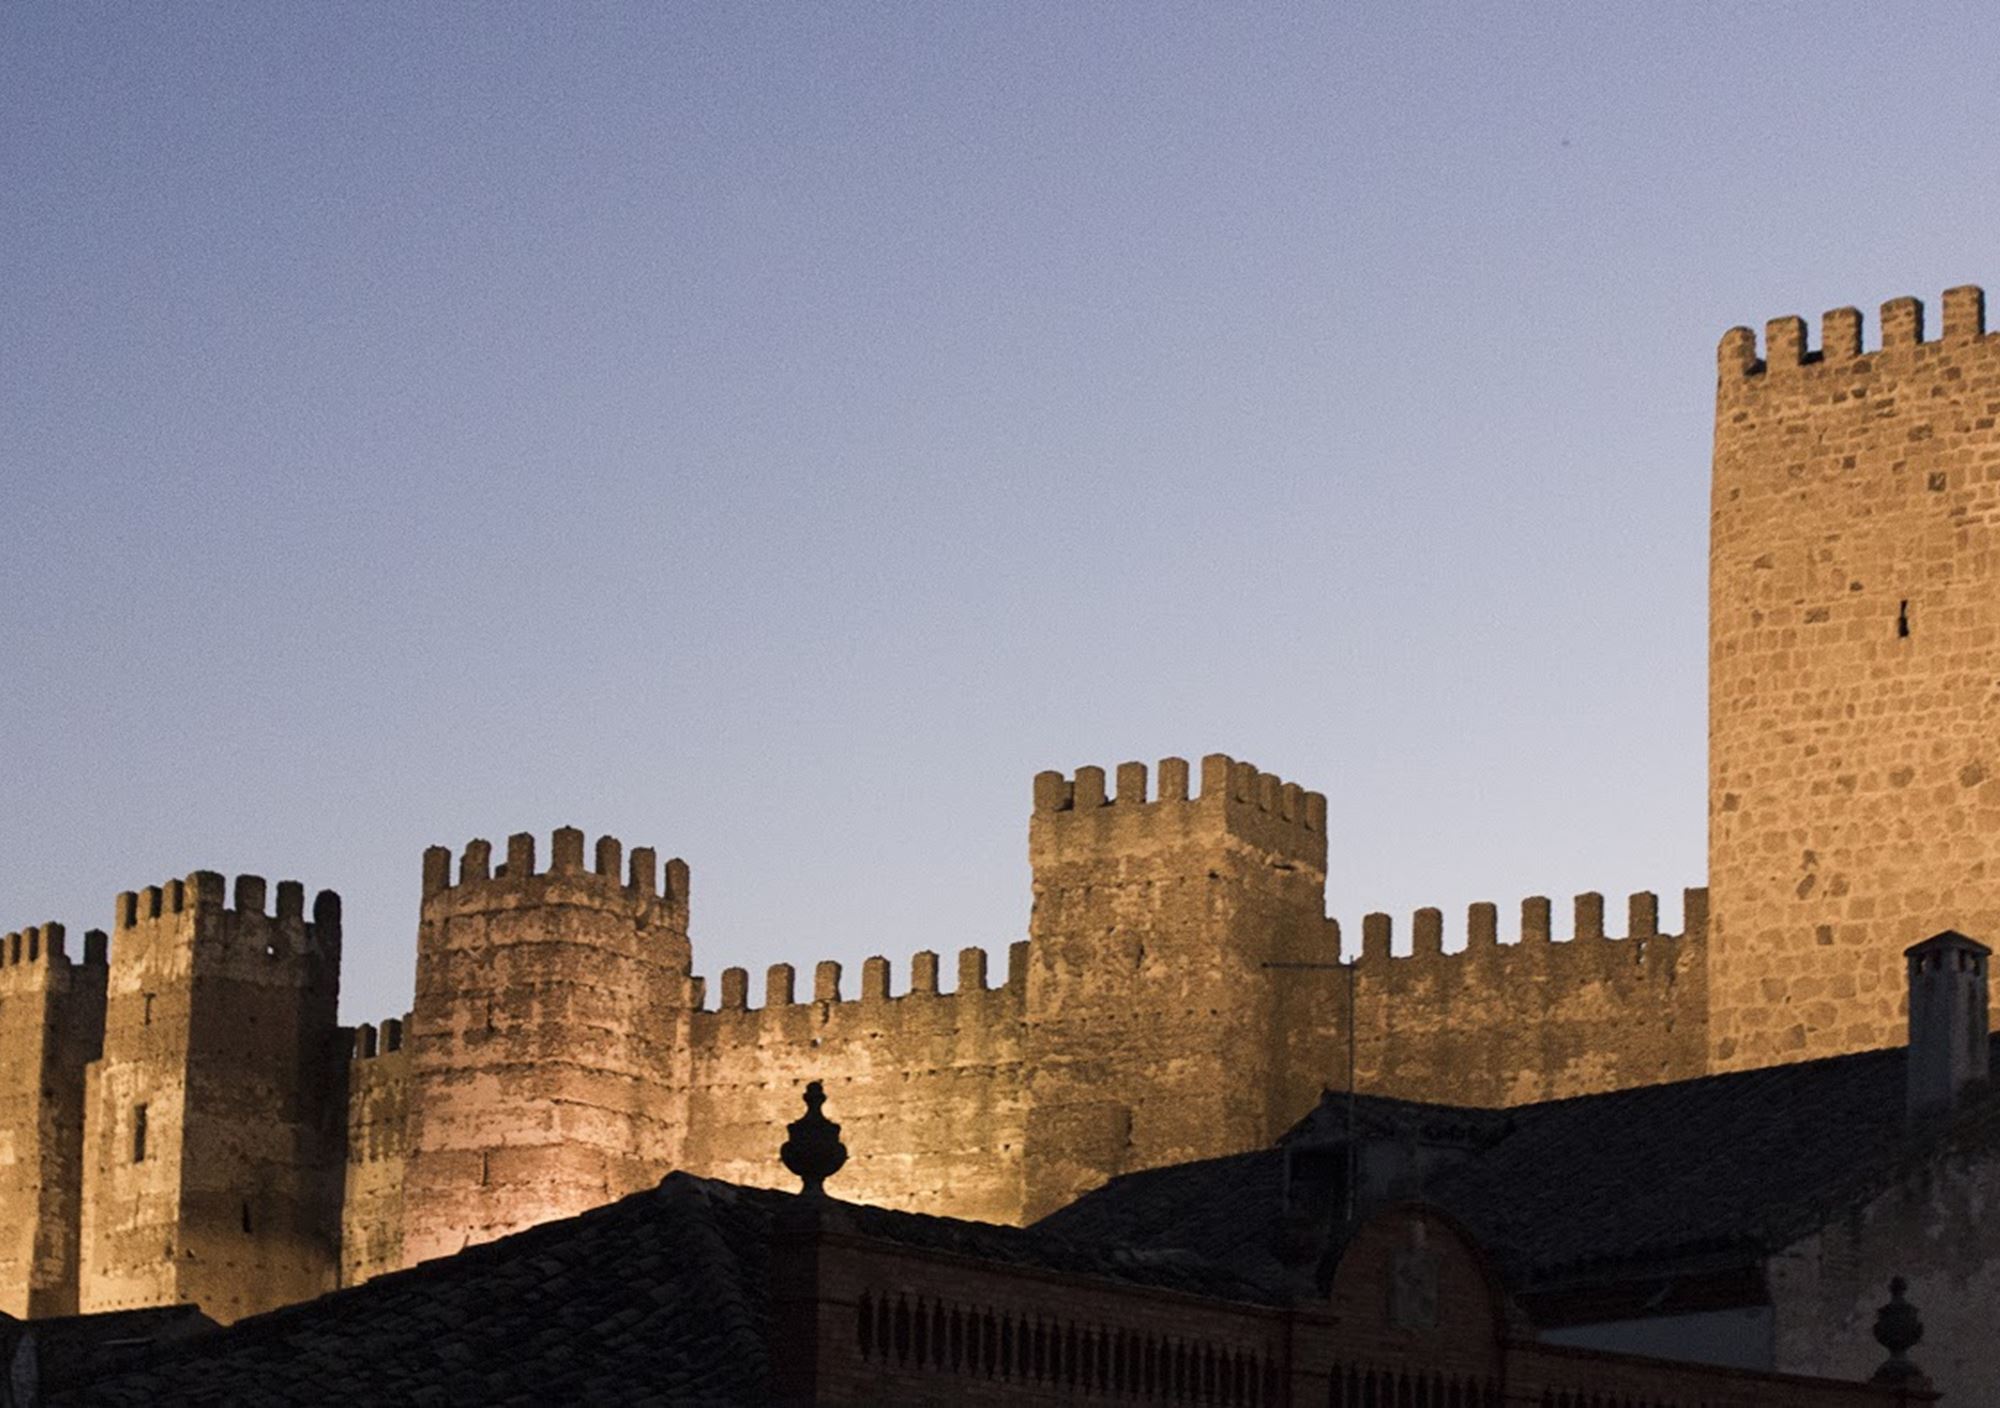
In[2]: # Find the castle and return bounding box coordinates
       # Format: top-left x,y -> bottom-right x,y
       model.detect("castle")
4,283 -> 1997,1328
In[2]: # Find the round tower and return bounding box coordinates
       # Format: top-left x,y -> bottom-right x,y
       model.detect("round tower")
401,828 -> 694,1265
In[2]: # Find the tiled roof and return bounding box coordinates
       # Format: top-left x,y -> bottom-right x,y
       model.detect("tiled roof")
56,1176 -> 778,1407
55,1172 -> 1271,1405
49,1043 -> 2000,1398
838,1187 -> 1275,1303
1422,1045 -> 2000,1286
1038,1040 -> 2000,1298
4,1304 -> 216,1404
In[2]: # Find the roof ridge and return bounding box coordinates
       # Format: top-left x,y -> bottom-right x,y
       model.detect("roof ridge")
1483,1041 -> 1910,1119
652,1176 -> 773,1399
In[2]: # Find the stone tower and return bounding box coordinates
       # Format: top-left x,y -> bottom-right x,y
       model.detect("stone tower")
1709,285 -> 2000,1070
0,924 -> 107,1318
401,828 -> 693,1265
1021,754 -> 1328,1220
79,873 -> 344,1322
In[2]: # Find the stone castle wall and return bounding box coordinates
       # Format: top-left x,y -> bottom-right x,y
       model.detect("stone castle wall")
1270,890 -> 1710,1115
681,944 -> 1029,1225
0,779 -> 1705,1322
1710,286 -> 2000,1070
341,1018 -> 408,1286
6,282 -> 1997,1324
0,925 -> 106,1318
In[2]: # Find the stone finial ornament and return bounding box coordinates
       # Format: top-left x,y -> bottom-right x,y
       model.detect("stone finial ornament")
1870,1277 -> 1930,1388
780,1080 -> 847,1198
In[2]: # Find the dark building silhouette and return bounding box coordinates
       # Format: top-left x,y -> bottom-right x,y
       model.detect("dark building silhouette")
0,1087 -> 1941,1407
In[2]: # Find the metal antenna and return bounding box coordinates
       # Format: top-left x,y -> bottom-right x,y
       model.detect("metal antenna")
1262,953 -> 1362,1224
1346,956 -> 1358,1223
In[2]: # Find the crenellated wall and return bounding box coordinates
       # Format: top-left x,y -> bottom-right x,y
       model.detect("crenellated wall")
0,778 -> 1765,1321
683,944 -> 1029,1225
1275,890 -> 1709,1113
0,924 -> 107,1318
341,1016 -> 409,1285
366,759 -> 1707,1244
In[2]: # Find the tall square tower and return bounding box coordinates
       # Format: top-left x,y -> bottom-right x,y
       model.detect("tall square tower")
80,873 -> 344,1321
1709,286 -> 2000,1068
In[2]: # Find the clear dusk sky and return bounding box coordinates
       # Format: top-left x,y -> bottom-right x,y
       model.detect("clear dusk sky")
6,4 -> 2000,1023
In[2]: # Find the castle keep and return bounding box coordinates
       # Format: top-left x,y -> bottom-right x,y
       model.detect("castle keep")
1710,285 -> 2000,1069
3,285 -> 1994,1326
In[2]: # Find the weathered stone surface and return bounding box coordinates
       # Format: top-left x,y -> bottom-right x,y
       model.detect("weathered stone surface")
682,942 -> 1028,1224
401,834 -> 693,1266
78,875 -> 343,1323
0,925 -> 105,1317
342,1018 -> 408,1284
1711,288 -> 2000,1069
1021,755 -> 1327,1220
1289,892 -> 1709,1110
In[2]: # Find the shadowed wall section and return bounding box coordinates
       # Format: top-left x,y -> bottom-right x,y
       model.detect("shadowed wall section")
0,924 -> 106,1318
342,1015 -> 409,1284
80,873 -> 343,1323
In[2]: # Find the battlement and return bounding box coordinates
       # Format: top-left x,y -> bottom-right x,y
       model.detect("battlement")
108,871 -> 340,964
350,1017 -> 407,1061
113,871 -> 333,925
1719,285 -> 1990,380
1034,753 -> 1326,827
683,938 -> 1031,1222
1349,886 -> 1709,964
419,827 -> 689,925
700,941 -> 1028,1014
1031,753 -> 1327,870
0,924 -> 107,980
1329,887 -> 1712,1109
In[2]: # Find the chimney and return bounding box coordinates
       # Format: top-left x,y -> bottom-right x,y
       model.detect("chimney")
1905,930 -> 1991,1121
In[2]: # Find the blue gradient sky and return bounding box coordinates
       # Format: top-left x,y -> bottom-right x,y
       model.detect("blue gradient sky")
6,4 -> 1999,1023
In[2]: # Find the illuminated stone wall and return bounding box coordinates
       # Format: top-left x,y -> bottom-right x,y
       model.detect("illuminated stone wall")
1709,285 -> 2000,1069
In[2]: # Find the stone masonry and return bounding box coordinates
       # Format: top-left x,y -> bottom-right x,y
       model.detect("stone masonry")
400,832 -> 693,1267
75,875 -> 344,1324
0,283 -> 1990,1324
0,925 -> 104,1318
1710,285 -> 2000,1069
